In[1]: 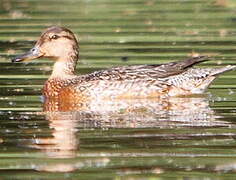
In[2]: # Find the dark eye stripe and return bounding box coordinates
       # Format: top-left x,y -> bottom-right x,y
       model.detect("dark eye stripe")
49,35 -> 73,40
62,35 -> 73,40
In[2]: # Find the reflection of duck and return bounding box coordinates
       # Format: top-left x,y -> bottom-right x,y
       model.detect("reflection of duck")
25,97 -> 227,158
26,112 -> 79,158
25,112 -> 111,172
17,96 -> 231,173
58,97 -> 222,128
12,26 -> 235,111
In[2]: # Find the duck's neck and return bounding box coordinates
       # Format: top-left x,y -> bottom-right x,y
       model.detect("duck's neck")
50,56 -> 78,79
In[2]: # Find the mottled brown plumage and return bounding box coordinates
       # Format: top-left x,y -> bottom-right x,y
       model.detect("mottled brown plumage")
12,26 -> 235,111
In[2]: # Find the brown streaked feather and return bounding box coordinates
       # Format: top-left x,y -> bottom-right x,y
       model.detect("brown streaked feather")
77,56 -> 209,82
153,55 -> 209,77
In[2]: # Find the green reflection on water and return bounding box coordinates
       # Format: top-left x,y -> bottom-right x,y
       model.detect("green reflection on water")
0,0 -> 236,179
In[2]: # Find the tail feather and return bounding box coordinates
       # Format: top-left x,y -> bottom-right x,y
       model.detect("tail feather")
191,65 -> 235,94
167,64 -> 235,96
210,65 -> 236,76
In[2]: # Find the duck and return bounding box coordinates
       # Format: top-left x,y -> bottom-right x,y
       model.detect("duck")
12,26 -> 235,105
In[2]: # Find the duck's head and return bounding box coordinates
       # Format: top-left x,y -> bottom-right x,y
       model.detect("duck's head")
12,26 -> 79,63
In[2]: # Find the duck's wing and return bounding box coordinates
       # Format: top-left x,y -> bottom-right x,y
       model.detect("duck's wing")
86,56 -> 209,81
145,55 -> 209,78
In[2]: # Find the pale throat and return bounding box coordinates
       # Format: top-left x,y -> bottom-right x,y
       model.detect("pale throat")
48,44 -> 79,79
50,57 -> 78,79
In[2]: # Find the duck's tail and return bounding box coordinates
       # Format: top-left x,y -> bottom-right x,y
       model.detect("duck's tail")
190,65 -> 236,94
167,64 -> 235,96
210,65 -> 236,76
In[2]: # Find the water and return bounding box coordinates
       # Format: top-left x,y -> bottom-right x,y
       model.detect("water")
1,0 -> 236,179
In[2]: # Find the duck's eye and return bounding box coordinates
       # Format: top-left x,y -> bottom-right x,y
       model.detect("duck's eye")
51,35 -> 59,40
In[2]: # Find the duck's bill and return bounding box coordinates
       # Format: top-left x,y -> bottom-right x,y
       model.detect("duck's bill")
11,47 -> 43,63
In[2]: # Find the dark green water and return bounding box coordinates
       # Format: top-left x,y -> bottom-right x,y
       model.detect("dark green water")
1,0 -> 236,179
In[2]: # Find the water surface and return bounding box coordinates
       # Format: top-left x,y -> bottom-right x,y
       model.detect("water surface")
0,0 -> 236,179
